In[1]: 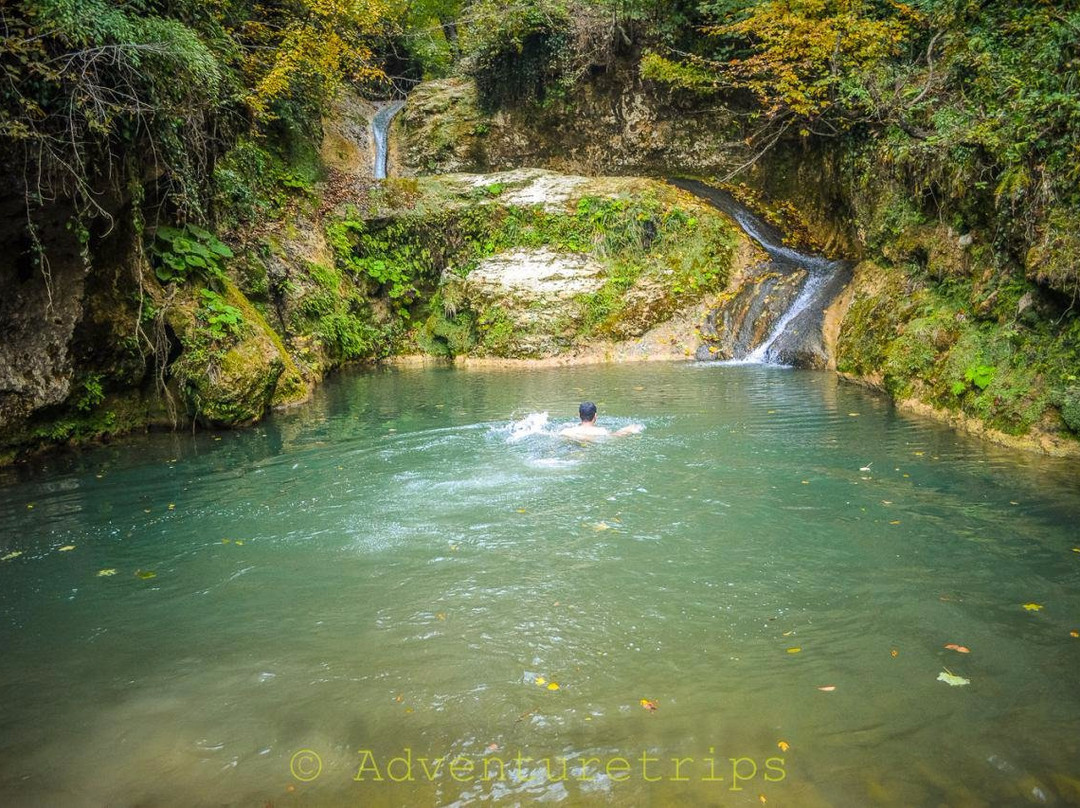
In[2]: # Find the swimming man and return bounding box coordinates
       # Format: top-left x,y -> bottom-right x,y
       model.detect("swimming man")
558,401 -> 643,440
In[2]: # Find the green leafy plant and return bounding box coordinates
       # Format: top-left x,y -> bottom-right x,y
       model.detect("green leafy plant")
198,289 -> 245,341
150,225 -> 233,284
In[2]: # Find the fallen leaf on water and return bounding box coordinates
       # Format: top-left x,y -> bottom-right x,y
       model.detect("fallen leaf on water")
944,644 -> 970,653
135,570 -> 157,580
2,551 -> 23,562
848,412 -> 859,417
1072,548 -> 1080,553
395,694 -> 403,702
1022,603 -> 1044,611
881,500 -> 892,505
436,612 -> 446,621
487,743 -> 499,752
97,568 -> 117,577
801,480 -> 810,485
535,676 -> 546,686
592,522 -> 612,531
516,508 -> 527,514
547,682 -> 560,691
1070,631 -> 1079,638
633,386 -> 645,391
759,795 -> 767,804
235,540 -> 244,546
640,699 -> 658,712
286,784 -> 296,793
937,671 -> 970,687
167,503 -> 175,510
890,649 -> 899,658
890,520 -> 902,525
222,538 -> 231,544
777,740 -> 790,752
817,685 -> 836,692
786,647 -> 802,654
405,707 -> 414,714
58,545 -> 75,552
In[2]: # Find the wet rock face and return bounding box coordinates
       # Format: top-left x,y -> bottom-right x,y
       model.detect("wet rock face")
0,198 -> 88,435
695,268 -> 805,362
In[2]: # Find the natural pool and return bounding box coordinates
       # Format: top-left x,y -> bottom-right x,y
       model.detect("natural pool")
1,362 -> 1078,807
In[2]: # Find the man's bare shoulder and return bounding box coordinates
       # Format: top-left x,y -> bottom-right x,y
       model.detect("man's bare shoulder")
558,424 -> 610,439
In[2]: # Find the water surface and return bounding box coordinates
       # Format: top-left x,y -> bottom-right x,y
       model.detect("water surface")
1,362 -> 1078,807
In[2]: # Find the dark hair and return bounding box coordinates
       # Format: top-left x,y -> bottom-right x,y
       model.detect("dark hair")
579,401 -> 597,421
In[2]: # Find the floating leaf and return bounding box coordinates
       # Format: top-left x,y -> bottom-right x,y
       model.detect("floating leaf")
944,644 -> 970,653
26,503 -> 34,509
516,508 -> 527,514
234,540 -> 244,546
848,412 -> 859,417
97,568 -> 117,577
777,740 -> 790,752
546,682 -> 560,691
436,612 -> 446,621
890,520 -> 901,525
135,570 -> 157,580
890,649 -> 899,658
640,699 -> 658,712
786,647 -> 802,654
1070,631 -> 1079,639
937,671 -> 970,687
167,503 -> 175,510
1022,603 -> 1044,611
782,630 -> 795,637
535,676 -> 546,686
817,685 -> 836,692
593,522 -> 612,531
2,551 -> 23,562
58,545 -> 75,552
487,743 -> 499,752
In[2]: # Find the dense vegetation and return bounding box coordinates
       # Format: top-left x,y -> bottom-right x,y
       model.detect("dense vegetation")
2,0 -> 1078,452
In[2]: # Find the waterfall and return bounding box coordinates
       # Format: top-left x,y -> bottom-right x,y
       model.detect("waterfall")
372,100 -> 405,180
670,178 -> 851,367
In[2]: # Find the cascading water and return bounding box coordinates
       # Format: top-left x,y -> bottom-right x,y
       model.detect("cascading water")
670,178 -> 852,368
372,100 -> 405,180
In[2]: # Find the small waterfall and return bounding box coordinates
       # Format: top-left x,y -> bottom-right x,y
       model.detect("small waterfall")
670,178 -> 852,368
372,100 -> 405,180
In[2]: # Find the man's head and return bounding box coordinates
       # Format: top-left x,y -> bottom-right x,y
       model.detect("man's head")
579,401 -> 597,423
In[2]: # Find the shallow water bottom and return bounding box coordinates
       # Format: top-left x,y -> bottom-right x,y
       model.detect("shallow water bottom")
1,362 -> 1079,807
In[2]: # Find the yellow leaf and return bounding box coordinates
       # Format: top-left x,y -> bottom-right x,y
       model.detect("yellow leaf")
1069,630 -> 1078,638
848,412 -> 859,417
222,538 -> 231,543
1022,603 -> 1044,611
937,671 -> 970,687
58,545 -> 75,552
436,612 -> 446,621
535,676 -> 546,686
516,508 -> 527,513
890,520 -> 901,525
26,503 -> 34,509
167,503 -> 175,510
890,648 -> 899,658
782,630 -> 795,637
97,568 -> 117,577
777,740 -> 790,752
235,540 -> 244,546
787,647 -> 801,654
2,551 -> 23,561
136,570 -> 157,580
547,683 -> 560,691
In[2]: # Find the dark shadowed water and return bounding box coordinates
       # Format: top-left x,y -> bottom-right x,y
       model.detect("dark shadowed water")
1,362 -> 1079,807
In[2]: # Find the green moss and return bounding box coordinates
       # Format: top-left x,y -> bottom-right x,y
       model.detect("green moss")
839,262 -> 1080,439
